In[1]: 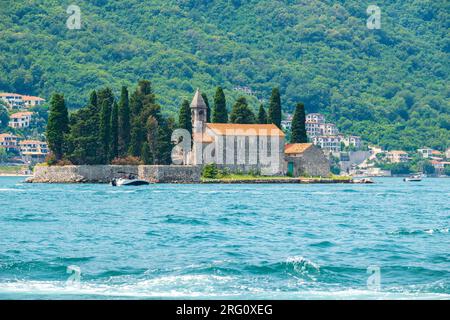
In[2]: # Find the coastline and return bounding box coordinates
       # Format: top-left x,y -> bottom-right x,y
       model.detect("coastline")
24,164 -> 354,184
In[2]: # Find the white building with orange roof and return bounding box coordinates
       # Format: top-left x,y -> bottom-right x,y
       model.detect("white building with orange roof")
386,150 -> 409,163
19,140 -> 48,164
0,133 -> 20,152
22,95 -> 45,108
8,111 -> 34,128
0,93 -> 24,109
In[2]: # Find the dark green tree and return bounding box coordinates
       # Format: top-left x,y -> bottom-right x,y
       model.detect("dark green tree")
141,141 -> 151,164
268,87 -> 282,128
98,88 -> 114,163
178,99 -> 192,134
46,93 -> 69,160
257,104 -> 267,124
229,97 -> 256,124
129,80 -> 158,158
291,103 -> 307,143
0,105 -> 9,130
110,101 -> 119,161
201,92 -> 211,123
118,86 -> 130,157
212,87 -> 227,123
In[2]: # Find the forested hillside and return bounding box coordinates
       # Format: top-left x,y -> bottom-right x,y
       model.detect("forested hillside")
0,0 -> 448,150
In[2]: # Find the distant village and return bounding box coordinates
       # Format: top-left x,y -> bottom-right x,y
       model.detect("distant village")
0,91 -> 449,177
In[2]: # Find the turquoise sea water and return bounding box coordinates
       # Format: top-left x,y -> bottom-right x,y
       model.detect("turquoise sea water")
0,176 -> 449,299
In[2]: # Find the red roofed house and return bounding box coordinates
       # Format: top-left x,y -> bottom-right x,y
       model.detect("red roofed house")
0,133 -> 20,152
8,111 -> 34,129
19,140 -> 48,164
22,95 -> 45,108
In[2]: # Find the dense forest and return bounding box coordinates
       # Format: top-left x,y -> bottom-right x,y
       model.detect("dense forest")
0,1 -> 448,150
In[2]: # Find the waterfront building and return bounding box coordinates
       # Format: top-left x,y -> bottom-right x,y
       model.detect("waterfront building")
187,89 -> 285,175
19,140 -> 48,164
284,143 -> 330,177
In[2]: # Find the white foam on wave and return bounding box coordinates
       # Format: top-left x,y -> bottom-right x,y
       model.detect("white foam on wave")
0,274 -> 237,298
0,188 -> 24,192
1,279 -> 449,300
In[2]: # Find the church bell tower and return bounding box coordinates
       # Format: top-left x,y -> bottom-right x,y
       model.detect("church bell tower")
190,89 -> 207,165
191,88 -> 207,132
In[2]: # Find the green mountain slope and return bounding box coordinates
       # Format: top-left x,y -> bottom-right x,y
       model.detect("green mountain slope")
0,0 -> 448,150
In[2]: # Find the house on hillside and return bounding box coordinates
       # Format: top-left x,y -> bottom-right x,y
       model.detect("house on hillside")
19,140 -> 48,164
386,150 -> 409,163
0,133 -> 20,152
8,111 -> 34,129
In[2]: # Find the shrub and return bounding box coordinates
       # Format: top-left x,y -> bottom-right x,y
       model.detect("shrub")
111,156 -> 143,165
45,153 -> 57,166
55,159 -> 73,166
202,163 -> 218,179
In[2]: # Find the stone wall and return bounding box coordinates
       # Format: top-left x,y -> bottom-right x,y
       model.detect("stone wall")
285,146 -> 331,177
28,165 -> 201,183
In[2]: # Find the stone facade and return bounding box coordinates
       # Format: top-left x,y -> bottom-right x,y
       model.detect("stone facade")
285,143 -> 330,177
187,89 -> 285,175
28,165 -> 201,183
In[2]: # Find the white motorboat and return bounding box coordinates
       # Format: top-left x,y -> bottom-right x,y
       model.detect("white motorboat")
403,174 -> 422,182
111,177 -> 150,186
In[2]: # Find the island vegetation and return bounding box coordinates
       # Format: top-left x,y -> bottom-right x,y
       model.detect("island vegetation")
0,1 -> 448,152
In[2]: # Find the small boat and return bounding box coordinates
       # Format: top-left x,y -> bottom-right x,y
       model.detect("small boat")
111,177 -> 150,186
403,174 -> 422,182
354,178 -> 374,184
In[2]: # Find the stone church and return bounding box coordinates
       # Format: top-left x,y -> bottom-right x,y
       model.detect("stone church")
188,89 -> 285,175
180,89 -> 330,177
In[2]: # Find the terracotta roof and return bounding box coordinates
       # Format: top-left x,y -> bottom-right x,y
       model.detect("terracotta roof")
206,123 -> 285,137
389,150 -> 408,155
19,140 -> 46,145
284,143 -> 313,154
192,132 -> 213,143
10,111 -> 33,118
431,150 -> 442,155
22,95 -> 45,101
0,93 -> 22,97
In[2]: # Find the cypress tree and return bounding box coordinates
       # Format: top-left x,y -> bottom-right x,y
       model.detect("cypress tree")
268,87 -> 282,128
291,102 -> 308,143
141,141 -> 151,165
229,97 -> 256,124
178,99 -> 192,134
201,92 -> 211,123
46,93 -> 69,160
129,80 -> 156,157
110,101 -> 119,161
212,87 -> 227,123
257,104 -> 267,124
118,86 -> 130,157
98,88 -> 114,163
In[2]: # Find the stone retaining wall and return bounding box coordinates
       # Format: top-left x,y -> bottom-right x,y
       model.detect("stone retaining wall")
28,165 -> 201,183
